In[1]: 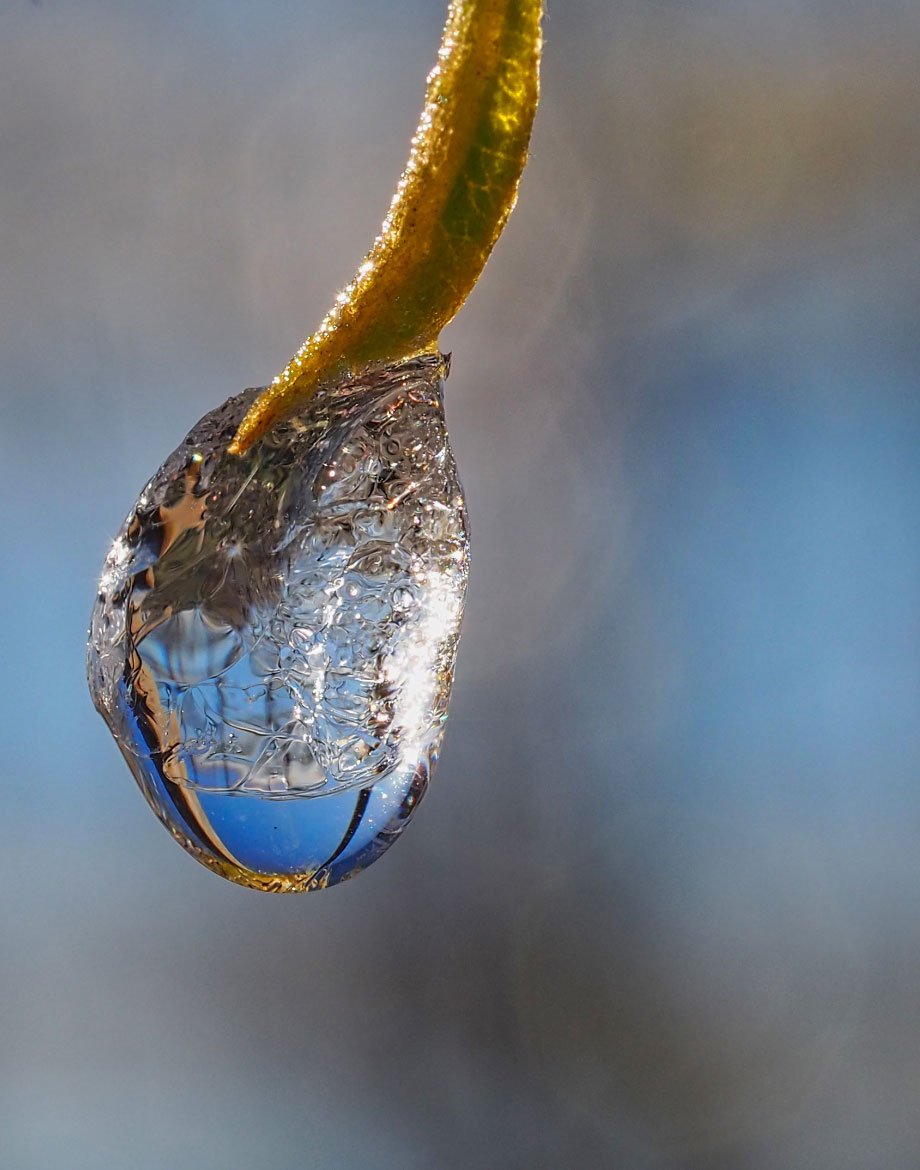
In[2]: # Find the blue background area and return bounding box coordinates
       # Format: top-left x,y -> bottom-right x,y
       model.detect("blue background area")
3,1 -> 920,1166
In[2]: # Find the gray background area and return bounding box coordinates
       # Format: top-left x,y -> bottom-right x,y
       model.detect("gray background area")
3,1 -> 920,1166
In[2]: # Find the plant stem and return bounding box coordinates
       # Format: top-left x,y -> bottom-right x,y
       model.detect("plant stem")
229,0 -> 543,455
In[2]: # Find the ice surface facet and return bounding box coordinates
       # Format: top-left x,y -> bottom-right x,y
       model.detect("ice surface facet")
88,355 -> 468,891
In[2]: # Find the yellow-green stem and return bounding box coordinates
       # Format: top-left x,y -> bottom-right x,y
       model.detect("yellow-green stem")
228,0 -> 543,455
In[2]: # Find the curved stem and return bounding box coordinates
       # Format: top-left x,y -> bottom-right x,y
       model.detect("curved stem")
229,0 -> 543,455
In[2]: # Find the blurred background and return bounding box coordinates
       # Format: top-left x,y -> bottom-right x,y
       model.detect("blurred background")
3,0 -> 920,1166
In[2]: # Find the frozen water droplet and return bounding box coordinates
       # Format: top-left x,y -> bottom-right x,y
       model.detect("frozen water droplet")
88,356 -> 469,892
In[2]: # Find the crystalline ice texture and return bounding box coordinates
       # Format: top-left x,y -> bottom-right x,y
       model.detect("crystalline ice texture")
88,355 -> 468,891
